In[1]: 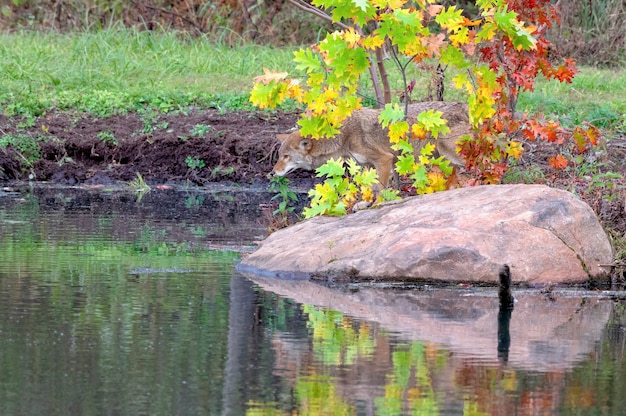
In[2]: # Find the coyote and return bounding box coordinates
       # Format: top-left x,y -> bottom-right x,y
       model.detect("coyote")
271,101 -> 470,187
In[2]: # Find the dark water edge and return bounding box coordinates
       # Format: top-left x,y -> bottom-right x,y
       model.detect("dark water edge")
0,182 -> 304,248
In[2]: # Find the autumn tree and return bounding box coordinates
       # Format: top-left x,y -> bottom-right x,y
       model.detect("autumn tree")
251,0 -> 598,216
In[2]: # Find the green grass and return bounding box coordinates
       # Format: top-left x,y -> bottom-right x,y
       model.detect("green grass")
517,68 -> 626,131
0,28 -> 624,133
0,29 -> 298,116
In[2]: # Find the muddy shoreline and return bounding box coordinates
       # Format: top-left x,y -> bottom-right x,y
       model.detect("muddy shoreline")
1,108 -> 625,241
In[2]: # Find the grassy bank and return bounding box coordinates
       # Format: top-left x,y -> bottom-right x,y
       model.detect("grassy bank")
0,30 -> 298,117
0,29 -> 624,133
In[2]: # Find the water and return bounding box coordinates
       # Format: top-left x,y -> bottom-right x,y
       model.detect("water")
1,186 -> 626,415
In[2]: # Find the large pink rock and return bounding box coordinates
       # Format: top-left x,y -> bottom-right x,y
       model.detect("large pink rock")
240,184 -> 613,285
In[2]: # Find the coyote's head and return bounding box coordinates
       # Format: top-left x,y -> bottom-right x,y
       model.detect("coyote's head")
270,132 -> 315,177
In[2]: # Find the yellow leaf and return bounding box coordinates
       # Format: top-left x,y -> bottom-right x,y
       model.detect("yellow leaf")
388,121 -> 409,143
288,82 -> 304,103
342,27 -> 361,48
361,187 -> 374,202
421,142 -> 436,156
372,0 -> 407,8
427,171 -> 447,191
323,87 -> 340,102
506,140 -> 524,159
449,27 -> 470,46
411,123 -> 428,140
362,35 -> 385,50
452,73 -> 474,94
402,38 -> 428,57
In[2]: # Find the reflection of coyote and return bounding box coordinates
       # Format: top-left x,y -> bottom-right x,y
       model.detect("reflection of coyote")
271,101 -> 470,187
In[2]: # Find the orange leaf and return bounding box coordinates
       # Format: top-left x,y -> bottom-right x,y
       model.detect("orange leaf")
548,154 -> 568,169
425,33 -> 447,57
427,5 -> 444,18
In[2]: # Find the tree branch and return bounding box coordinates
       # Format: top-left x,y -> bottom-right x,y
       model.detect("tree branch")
285,0 -> 350,31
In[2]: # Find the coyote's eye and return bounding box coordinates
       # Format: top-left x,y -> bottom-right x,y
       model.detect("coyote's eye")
282,155 -> 289,160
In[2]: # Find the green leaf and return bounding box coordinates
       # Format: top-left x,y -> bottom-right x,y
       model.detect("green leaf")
417,109 -> 451,138
410,165 -> 429,189
316,158 -> 346,178
314,0 -> 373,25
379,188 -> 401,201
392,138 -> 414,154
394,8 -> 422,27
493,8 -> 537,50
354,166 -> 379,186
435,6 -> 464,31
396,154 -> 416,175
294,48 -> 322,73
379,103 -> 405,128
249,81 -> 287,109
440,44 -> 471,69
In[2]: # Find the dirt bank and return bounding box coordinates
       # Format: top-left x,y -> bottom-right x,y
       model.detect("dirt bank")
1,108 -> 625,242
0,109 -> 304,186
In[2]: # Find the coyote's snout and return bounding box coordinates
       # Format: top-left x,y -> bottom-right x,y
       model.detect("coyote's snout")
271,101 -> 470,187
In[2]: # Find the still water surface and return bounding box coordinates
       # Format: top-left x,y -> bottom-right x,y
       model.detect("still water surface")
1,186 -> 625,416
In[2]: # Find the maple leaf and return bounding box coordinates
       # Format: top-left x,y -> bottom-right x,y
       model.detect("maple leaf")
417,109 -> 450,138
353,0 -> 369,12
379,103 -> 405,128
427,171 -> 447,192
411,165 -> 429,190
424,33 -> 447,57
396,153 -> 416,175
505,140 -> 524,159
451,72 -> 474,93
555,62 -> 577,83
477,21 -> 497,42
449,27 -> 470,46
394,8 -> 423,26
411,123 -> 428,140
548,154 -> 568,170
435,6 -> 465,32
427,4 -> 444,18
354,165 -> 380,187
371,0 -> 406,8
392,138 -> 414,155
388,121 -> 409,143
294,48 -> 322,74
342,27 -> 362,48
573,124 -> 600,153
403,38 -> 429,58
361,186 -> 374,203
318,158 -> 346,178
442,44 -> 472,69
420,142 -> 436,157
362,34 -> 385,50
253,68 -> 289,85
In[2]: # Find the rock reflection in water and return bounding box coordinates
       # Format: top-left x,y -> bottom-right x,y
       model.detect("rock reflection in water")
241,272 -> 618,414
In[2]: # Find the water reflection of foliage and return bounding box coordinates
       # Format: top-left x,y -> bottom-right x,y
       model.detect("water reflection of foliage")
374,343 -> 441,416
303,304 -> 375,366
248,304 -> 491,416
298,305 -> 448,416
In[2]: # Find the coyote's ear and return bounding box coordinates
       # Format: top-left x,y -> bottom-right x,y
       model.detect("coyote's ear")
276,134 -> 290,142
299,138 -> 313,152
